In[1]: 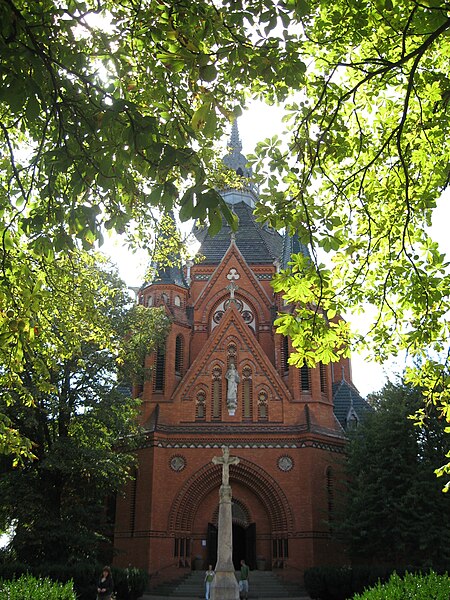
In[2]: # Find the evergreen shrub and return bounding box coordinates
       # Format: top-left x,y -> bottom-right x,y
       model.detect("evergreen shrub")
112,565 -> 149,600
0,574 -> 76,599
304,566 -> 393,600
352,571 -> 450,599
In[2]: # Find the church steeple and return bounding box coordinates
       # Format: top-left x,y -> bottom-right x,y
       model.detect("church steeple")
221,119 -> 258,207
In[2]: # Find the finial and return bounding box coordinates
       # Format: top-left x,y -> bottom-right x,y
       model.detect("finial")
229,119 -> 243,153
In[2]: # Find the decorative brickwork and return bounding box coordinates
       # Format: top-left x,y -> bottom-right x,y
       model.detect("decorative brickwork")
113,132 -> 361,583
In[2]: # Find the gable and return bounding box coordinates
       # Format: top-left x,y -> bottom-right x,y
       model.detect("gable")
194,239 -> 274,319
172,302 -> 293,404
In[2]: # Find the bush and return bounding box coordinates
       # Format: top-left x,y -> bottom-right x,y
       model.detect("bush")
0,559 -> 148,600
304,566 -> 394,600
0,574 -> 76,599
352,570 -> 450,600
113,565 -> 149,600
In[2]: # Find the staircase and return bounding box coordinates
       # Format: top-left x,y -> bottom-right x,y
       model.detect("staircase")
146,570 -> 310,598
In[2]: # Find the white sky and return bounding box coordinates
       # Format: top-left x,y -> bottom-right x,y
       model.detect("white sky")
101,101 -> 450,398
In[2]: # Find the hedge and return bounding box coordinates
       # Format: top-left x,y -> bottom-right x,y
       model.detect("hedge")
353,570 -> 450,600
0,574 -> 76,599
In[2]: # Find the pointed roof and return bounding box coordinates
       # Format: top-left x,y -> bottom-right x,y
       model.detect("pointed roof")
150,211 -> 188,288
282,229 -> 311,268
221,120 -> 258,207
194,201 -> 284,264
332,379 -> 372,430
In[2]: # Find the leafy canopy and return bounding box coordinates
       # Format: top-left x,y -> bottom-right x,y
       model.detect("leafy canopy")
249,0 -> 450,484
2,0 -> 450,483
0,251 -> 170,564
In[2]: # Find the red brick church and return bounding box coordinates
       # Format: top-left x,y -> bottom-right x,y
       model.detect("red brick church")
113,123 -> 368,584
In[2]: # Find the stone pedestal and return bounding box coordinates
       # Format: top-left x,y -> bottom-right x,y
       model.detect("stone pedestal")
210,484 -> 239,600
211,448 -> 240,600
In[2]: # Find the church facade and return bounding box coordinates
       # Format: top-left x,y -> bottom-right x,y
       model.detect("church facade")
113,124 -> 367,584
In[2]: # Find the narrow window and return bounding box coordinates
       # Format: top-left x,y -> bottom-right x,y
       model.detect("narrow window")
242,366 -> 252,420
300,365 -> 310,391
320,362 -> 327,394
154,347 -> 165,392
196,391 -> 206,420
258,391 -> 268,420
327,467 -> 334,531
282,336 -> 289,373
175,335 -> 183,376
212,366 -> 222,419
129,469 -> 137,536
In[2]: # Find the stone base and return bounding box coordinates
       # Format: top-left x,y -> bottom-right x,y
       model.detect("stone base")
210,570 -> 239,600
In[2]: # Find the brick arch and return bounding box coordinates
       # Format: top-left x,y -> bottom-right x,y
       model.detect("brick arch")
168,457 -> 294,534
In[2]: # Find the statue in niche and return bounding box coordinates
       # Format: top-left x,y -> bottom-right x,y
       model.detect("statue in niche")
225,363 -> 240,415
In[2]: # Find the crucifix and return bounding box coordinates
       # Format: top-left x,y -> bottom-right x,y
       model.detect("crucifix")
212,446 -> 240,486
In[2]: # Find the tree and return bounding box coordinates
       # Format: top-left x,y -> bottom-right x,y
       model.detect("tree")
0,0 -> 307,457
249,1 -> 450,486
340,381 -> 450,568
2,0 -> 450,481
0,251 -> 170,564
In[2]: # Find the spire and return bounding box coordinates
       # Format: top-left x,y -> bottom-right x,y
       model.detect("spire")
221,119 -> 258,207
229,119 -> 243,153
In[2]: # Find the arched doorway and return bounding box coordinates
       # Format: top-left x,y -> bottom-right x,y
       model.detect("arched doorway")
169,458 -> 293,571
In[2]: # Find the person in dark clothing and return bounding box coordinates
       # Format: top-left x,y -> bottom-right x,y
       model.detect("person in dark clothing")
239,559 -> 249,600
97,565 -> 114,600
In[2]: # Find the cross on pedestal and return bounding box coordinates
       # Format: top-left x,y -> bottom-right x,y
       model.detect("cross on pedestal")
210,447 -> 240,600
212,446 -> 240,486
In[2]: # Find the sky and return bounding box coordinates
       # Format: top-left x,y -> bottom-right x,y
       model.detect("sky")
101,100 -> 450,399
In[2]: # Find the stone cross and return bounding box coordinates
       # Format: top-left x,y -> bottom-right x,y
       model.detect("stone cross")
212,446 -> 240,486
226,280 -> 239,300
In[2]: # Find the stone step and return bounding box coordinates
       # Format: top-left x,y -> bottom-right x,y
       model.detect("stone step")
148,570 -> 307,598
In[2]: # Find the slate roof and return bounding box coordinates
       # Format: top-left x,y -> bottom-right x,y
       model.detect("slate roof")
281,229 -> 311,269
152,264 -> 188,288
194,200 -> 285,264
332,379 -> 373,430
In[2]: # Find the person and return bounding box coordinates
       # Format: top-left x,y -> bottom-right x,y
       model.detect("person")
97,565 -> 114,600
204,564 -> 215,600
239,559 -> 249,600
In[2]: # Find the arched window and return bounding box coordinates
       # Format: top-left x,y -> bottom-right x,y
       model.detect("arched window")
242,366 -> 252,420
282,336 -> 289,374
212,366 -> 222,420
326,467 -> 334,532
320,362 -> 327,394
153,347 -> 165,392
147,296 -> 153,307
258,390 -> 268,420
196,391 -> 206,420
174,295 -> 181,307
175,335 -> 184,376
300,365 -> 310,391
